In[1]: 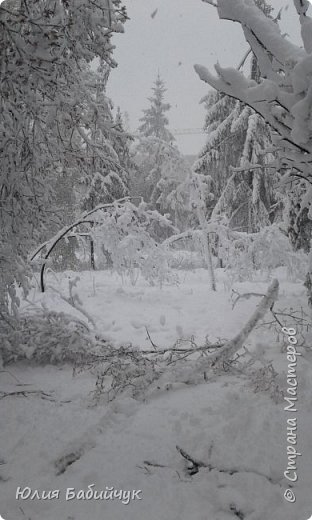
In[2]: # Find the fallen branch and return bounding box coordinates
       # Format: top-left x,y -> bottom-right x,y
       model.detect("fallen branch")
141,337 -> 223,358
143,460 -> 168,468
232,290 -> 310,336
176,444 -> 281,484
0,390 -> 54,400
204,279 -> 279,369
76,281 -> 279,401
176,445 -> 206,475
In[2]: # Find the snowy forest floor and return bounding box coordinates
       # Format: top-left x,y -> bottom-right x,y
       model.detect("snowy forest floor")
1,267 -> 312,520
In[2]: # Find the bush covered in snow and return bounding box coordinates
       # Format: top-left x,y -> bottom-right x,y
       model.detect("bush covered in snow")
224,225 -> 308,282
0,310 -> 96,366
92,200 -> 177,287
167,249 -> 206,270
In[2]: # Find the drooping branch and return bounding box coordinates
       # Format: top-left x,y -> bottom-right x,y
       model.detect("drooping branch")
194,0 -> 312,186
30,197 -> 143,292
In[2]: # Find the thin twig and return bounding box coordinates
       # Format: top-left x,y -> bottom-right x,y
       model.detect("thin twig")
143,460 -> 168,468
231,289 -> 265,309
0,370 -> 22,383
0,390 -> 54,400
145,327 -> 159,351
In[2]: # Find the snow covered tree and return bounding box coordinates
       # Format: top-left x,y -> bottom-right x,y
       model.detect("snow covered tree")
138,74 -> 174,143
77,64 -> 130,213
195,0 -> 278,233
194,0 -> 312,301
155,158 -> 192,231
0,0 -> 127,321
195,92 -> 238,198
133,75 -> 190,229
134,74 -> 174,204
283,180 -> 312,253
113,107 -> 135,172
189,173 -> 217,291
195,93 -> 277,232
134,138 -> 190,216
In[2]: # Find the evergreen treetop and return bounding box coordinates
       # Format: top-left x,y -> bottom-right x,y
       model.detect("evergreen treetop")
139,74 -> 174,143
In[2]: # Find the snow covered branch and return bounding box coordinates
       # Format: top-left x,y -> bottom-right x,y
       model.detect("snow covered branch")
201,278 -> 279,369
31,199 -> 135,292
194,0 -> 312,186
30,198 -> 176,292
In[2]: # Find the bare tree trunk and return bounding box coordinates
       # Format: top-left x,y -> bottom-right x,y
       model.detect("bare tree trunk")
304,249 -> 312,307
90,239 -> 95,270
203,231 -> 216,292
197,209 -> 216,291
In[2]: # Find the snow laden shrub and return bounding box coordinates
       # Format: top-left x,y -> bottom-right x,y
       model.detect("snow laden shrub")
92,201 -> 177,286
221,233 -> 254,284
251,365 -> 284,404
167,249 -> 205,271
0,309 -> 95,366
0,275 -> 99,365
239,353 -> 284,404
251,225 -> 308,280
225,225 -> 308,282
0,247 -> 30,321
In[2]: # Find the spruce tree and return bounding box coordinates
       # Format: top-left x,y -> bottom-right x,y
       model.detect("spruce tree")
134,75 -> 190,229
195,0 -> 279,233
138,74 -> 174,143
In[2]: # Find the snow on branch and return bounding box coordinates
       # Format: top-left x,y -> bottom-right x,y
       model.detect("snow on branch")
194,0 -> 312,186
216,0 -> 303,63
198,278 -> 279,370
30,198 -> 177,292
202,0 -> 218,7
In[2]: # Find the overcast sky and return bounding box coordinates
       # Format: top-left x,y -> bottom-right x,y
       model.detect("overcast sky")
107,0 -> 303,155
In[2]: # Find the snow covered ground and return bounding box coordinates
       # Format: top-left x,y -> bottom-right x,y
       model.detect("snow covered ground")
1,267 -> 312,520
24,266 -> 307,349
